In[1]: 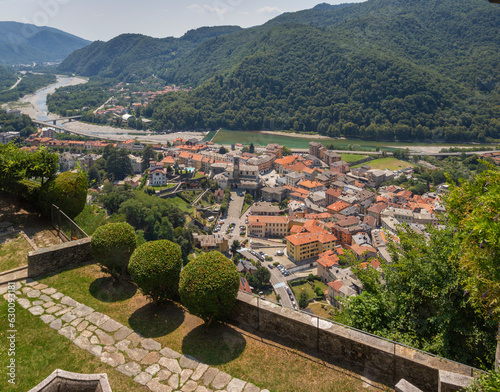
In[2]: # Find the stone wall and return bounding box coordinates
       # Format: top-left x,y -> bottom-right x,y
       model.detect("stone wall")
27,237 -> 93,277
230,294 -> 481,391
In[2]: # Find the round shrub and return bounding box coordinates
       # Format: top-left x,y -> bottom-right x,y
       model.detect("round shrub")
179,251 -> 239,325
128,240 -> 182,303
43,171 -> 88,219
90,222 -> 136,279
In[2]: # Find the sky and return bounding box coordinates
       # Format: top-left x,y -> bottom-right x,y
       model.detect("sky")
0,0 -> 365,42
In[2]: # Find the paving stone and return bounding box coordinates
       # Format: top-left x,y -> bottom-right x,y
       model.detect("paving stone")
26,280 -> 38,287
127,347 -> 149,362
242,384 -> 260,392
72,304 -> 94,318
55,307 -> 72,317
260,390 -> 270,392
42,301 -> 55,308
117,362 -> 142,377
147,378 -> 173,392
101,318 -> 122,332
17,298 -> 31,309
41,288 -> 57,295
191,364 -> 209,381
2,292 -> 9,300
202,368 -> 219,387
142,338 -> 162,351
157,369 -> 172,381
90,336 -> 100,345
33,283 -> 48,290
95,329 -> 115,346
115,340 -> 131,351
81,330 -> 92,338
226,378 -> 246,392
180,355 -> 199,369
73,336 -> 91,349
40,294 -> 52,302
51,292 -> 64,300
87,325 -> 97,332
114,326 -> 134,341
141,351 -> 160,365
87,345 -> 103,357
22,287 -> 33,294
211,372 -> 232,390
180,369 -> 194,386
40,314 -> 56,324
104,345 -> 118,353
86,312 -> 110,326
27,290 -> 41,298
194,386 -> 213,392
101,352 -> 126,368
181,380 -> 199,392
61,313 -> 76,323
127,332 -> 143,347
61,296 -> 79,307
135,372 -> 153,386
159,357 -> 182,374
70,317 -> 83,327
77,320 -> 89,331
46,305 -> 62,314
146,364 -> 161,376
59,326 -> 77,341
160,347 -> 182,359
168,373 -> 179,389
49,318 -> 62,330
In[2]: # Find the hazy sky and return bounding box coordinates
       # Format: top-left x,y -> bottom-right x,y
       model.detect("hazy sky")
0,0 -> 365,41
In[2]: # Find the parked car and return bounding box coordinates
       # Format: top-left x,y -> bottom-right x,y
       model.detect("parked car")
267,264 -> 274,269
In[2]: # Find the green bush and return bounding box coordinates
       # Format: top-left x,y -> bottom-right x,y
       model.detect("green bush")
90,222 -> 136,279
179,251 -> 239,325
466,371 -> 500,392
42,171 -> 88,218
128,240 -> 182,303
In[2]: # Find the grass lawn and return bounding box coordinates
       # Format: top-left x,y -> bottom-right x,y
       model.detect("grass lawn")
0,233 -> 32,272
167,196 -> 193,214
307,302 -> 336,320
341,154 -> 369,163
36,264 -> 374,392
291,281 -> 329,302
0,299 -> 149,392
152,183 -> 177,191
180,190 -> 203,204
193,173 -> 206,180
354,157 -> 414,171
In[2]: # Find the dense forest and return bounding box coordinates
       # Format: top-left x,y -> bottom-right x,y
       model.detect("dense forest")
0,65 -> 17,91
56,0 -> 500,142
0,111 -> 37,137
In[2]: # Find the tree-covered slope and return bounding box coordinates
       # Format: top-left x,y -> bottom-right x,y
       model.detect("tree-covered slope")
58,26 -> 242,80
0,22 -> 90,65
0,66 -> 18,91
57,0 -> 500,142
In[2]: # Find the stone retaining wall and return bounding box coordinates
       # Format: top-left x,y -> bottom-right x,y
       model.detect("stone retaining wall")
27,237 -> 93,277
230,294 -> 480,391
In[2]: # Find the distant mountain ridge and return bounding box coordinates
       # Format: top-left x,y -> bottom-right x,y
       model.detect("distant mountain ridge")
0,21 -> 91,65
56,0 -> 500,142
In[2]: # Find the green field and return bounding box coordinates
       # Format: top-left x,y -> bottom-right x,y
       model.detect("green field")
211,129 -> 497,152
340,154 -> 369,163
354,157 -> 414,171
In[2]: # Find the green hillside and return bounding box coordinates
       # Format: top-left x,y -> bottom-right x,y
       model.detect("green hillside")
0,66 -> 17,91
0,22 -> 90,65
56,0 -> 500,142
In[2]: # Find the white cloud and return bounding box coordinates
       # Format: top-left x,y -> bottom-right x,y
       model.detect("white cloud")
257,6 -> 283,14
187,3 -> 229,17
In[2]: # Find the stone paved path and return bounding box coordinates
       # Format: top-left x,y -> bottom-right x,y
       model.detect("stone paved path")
2,280 -> 269,392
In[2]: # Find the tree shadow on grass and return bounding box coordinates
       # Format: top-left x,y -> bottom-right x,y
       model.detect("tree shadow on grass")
129,301 -> 184,338
181,323 -> 246,366
89,277 -> 137,303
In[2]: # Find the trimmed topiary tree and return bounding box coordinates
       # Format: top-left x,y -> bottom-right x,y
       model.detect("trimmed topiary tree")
90,222 -> 136,280
42,171 -> 88,219
128,240 -> 182,303
179,251 -> 239,326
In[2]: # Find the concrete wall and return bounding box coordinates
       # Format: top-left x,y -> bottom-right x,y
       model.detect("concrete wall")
230,294 -> 481,391
27,237 -> 93,277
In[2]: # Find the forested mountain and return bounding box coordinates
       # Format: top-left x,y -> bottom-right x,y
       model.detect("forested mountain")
58,0 -> 500,142
0,22 -> 90,65
0,66 -> 18,91
58,26 -> 242,80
